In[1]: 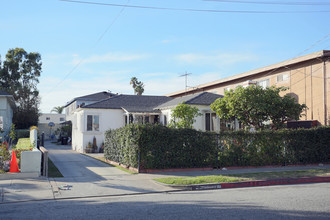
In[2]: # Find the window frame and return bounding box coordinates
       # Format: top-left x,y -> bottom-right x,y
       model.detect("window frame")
277,73 -> 289,83
257,79 -> 270,89
86,115 -> 100,132
205,112 -> 217,131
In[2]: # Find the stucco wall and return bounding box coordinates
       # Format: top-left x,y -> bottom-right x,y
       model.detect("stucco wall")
160,105 -> 220,132
38,113 -> 66,140
73,108 -> 125,153
0,97 -> 13,137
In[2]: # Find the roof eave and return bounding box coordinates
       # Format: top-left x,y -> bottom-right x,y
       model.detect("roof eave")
167,50 -> 330,97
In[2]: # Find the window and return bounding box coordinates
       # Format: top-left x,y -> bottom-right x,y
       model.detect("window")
46,117 -> 50,120
163,115 -> 167,126
277,73 -> 289,82
60,117 -> 65,122
87,115 -> 99,131
257,79 -> 269,89
205,113 -> 217,131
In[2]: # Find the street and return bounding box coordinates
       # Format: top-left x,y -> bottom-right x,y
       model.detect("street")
1,183 -> 329,219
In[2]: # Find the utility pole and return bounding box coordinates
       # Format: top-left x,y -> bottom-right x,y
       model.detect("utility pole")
179,72 -> 192,92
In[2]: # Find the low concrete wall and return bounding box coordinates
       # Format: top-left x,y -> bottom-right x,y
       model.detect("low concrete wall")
20,148 -> 41,175
19,128 -> 41,176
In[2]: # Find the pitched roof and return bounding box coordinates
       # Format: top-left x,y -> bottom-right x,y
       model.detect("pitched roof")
156,92 -> 223,109
65,91 -> 116,107
82,95 -> 173,113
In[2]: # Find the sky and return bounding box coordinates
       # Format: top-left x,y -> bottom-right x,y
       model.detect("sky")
1,0 -> 330,113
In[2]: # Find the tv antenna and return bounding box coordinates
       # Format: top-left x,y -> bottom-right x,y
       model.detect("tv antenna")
179,72 -> 192,91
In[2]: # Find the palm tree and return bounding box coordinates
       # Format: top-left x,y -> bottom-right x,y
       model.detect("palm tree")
130,77 -> 138,90
51,106 -> 64,114
135,83 -> 145,96
130,77 -> 144,95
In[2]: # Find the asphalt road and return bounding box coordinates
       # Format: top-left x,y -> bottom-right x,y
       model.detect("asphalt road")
0,183 -> 329,219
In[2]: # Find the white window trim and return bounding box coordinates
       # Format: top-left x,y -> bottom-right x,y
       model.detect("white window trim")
85,113 -> 101,132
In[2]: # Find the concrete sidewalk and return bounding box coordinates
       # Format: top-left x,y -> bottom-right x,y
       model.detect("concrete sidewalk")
0,141 -> 329,204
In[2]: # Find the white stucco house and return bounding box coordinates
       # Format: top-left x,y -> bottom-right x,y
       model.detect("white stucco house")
65,91 -> 117,151
65,91 -> 224,153
38,113 -> 66,140
156,92 -> 224,131
0,91 -> 15,139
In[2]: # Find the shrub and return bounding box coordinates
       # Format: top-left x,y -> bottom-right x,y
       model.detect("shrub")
0,142 -> 11,171
16,129 -> 30,139
104,125 -> 330,171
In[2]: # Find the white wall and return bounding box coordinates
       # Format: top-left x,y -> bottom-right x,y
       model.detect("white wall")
38,113 -> 66,139
160,109 -> 172,126
73,108 -> 125,153
160,105 -> 220,132
0,97 -> 13,137
39,113 -> 65,124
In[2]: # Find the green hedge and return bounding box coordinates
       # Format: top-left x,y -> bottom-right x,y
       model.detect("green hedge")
104,124 -> 330,170
15,129 -> 30,139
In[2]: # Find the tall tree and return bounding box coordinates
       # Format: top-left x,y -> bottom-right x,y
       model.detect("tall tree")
0,48 -> 42,129
51,106 -> 64,114
211,85 -> 307,130
130,77 -> 144,95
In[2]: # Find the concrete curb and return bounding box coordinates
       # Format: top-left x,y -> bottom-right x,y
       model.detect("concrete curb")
163,176 -> 330,191
0,172 -> 40,180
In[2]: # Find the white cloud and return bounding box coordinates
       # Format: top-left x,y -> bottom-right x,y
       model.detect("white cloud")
72,52 -> 148,65
175,52 -> 258,67
161,39 -> 177,44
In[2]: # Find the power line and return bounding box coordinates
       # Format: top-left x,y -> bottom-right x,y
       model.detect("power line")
45,1 -> 130,95
181,34 -> 329,95
60,0 -> 330,13
205,0 -> 330,6
251,33 -> 330,80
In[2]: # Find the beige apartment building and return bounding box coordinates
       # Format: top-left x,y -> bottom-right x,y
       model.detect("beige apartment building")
168,50 -> 330,126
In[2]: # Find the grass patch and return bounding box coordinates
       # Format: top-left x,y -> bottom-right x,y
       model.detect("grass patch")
0,170 -> 5,174
16,138 -> 32,150
227,169 -> 330,180
156,175 -> 250,185
154,169 -> 330,185
48,158 -> 63,178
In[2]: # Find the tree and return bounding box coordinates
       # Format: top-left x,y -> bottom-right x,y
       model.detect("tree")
0,48 -> 42,129
130,77 -> 144,95
210,85 -> 307,130
51,106 -> 64,114
169,103 -> 202,129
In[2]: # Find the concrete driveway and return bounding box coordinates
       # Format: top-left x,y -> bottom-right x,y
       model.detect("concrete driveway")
45,142 -> 174,199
